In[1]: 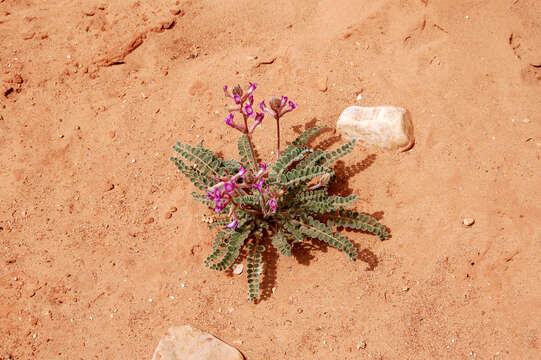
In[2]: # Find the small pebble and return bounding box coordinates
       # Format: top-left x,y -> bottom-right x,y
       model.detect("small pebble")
297,308 -> 303,314
356,93 -> 363,101
463,218 -> 475,226
131,159 -> 136,163
144,217 -> 154,225
165,212 -> 173,219
169,206 -> 178,213
180,283 -> 185,288
402,286 -> 410,292
108,130 -> 116,138
170,295 -> 175,300
232,264 -> 244,275
318,75 -> 328,92
148,298 -> 153,302
357,341 -> 367,350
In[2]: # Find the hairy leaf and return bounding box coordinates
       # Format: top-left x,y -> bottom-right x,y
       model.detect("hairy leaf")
327,209 -> 389,241
271,231 -> 292,256
294,216 -> 357,260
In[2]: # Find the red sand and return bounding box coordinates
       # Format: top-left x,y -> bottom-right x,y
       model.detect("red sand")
1,0 -> 540,358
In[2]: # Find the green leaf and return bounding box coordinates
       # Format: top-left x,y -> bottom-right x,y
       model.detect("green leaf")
280,166 -> 332,186
271,231 -> 292,256
295,149 -> 328,171
270,147 -> 310,179
246,246 -> 264,302
208,225 -> 252,271
281,221 -> 305,243
238,135 -> 256,168
291,126 -> 325,147
173,142 -> 223,177
294,216 -> 357,260
171,157 -> 212,190
326,209 -> 389,241
319,140 -> 356,167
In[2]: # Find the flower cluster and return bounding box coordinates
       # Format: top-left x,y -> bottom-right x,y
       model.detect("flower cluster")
259,96 -> 297,119
210,82 -> 299,228
223,83 -> 265,134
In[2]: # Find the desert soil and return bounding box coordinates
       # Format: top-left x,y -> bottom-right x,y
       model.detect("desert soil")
1,0 -> 540,359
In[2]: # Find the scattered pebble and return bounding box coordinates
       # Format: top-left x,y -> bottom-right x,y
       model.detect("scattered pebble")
297,308 -> 303,314
232,264 -> 244,275
170,295 -> 175,300
463,218 -> 475,226
169,206 -> 178,213
148,298 -> 153,302
144,217 -> 155,225
180,283 -> 185,288
402,286 -> 410,292
318,75 -> 328,92
108,130 -> 116,139
356,93 -> 363,101
165,212 -> 173,219
357,341 -> 367,350
131,159 -> 136,163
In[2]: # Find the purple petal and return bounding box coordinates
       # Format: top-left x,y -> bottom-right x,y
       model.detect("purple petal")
224,113 -> 235,127
288,100 -> 297,110
280,96 -> 288,107
223,85 -> 228,92
268,198 -> 277,212
243,104 -> 254,117
226,219 -> 238,229
248,95 -> 254,105
258,101 -> 266,111
223,181 -> 236,195
253,178 -> 264,191
258,163 -> 268,171
237,166 -> 247,178
247,82 -> 258,94
234,94 -> 242,104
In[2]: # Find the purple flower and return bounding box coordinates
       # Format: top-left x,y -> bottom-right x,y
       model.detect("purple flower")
259,163 -> 268,171
226,219 -> 238,229
267,198 -> 277,212
224,113 -> 235,127
237,166 -> 247,178
214,199 -> 225,212
247,95 -> 254,106
288,100 -> 297,110
223,181 -> 236,195
247,82 -> 258,95
253,178 -> 265,191
258,101 -> 266,111
232,166 -> 246,181
249,112 -> 264,133
233,94 -> 242,105
243,104 -> 254,117
280,96 -> 288,107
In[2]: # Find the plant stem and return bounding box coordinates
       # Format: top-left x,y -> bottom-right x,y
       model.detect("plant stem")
275,116 -> 281,160
242,112 -> 268,218
242,114 -> 258,170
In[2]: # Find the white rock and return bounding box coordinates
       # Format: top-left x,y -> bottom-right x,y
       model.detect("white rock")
337,106 -> 414,150
232,264 -> 244,275
152,325 -> 244,360
463,218 -> 475,226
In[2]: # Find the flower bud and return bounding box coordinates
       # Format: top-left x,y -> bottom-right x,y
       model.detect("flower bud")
232,85 -> 243,97
269,96 -> 282,112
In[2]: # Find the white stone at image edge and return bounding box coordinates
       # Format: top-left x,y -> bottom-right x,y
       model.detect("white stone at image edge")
337,106 -> 415,150
152,325 -> 244,360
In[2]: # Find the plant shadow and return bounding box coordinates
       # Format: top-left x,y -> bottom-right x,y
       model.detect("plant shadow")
258,238 -> 279,302
328,154 -> 377,196
291,238 -> 329,266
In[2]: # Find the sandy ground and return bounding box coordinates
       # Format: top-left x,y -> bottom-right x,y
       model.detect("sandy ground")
1,0 -> 540,359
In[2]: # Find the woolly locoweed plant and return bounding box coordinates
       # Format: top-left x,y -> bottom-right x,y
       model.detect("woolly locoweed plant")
171,82 -> 388,302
